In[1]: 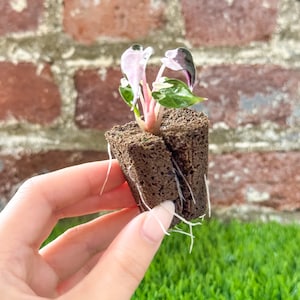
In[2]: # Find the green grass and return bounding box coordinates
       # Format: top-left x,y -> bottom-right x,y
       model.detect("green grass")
44,218 -> 300,299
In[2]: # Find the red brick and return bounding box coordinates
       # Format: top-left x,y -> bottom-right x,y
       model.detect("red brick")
0,0 -> 44,35
63,0 -> 166,44
74,67 -> 134,130
209,151 -> 300,211
0,150 -> 107,204
0,62 -> 61,124
194,65 -> 300,127
181,0 -> 278,46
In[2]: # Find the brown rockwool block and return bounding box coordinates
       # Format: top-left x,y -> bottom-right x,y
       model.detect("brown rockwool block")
105,121 -> 178,208
105,108 -> 209,224
160,109 -> 209,220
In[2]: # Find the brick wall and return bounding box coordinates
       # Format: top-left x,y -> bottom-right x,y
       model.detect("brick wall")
0,0 -> 299,220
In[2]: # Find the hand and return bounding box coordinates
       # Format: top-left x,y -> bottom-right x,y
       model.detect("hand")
0,160 -> 175,299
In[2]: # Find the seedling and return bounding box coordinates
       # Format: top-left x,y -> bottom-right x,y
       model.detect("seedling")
119,45 -> 206,134
104,45 -> 210,252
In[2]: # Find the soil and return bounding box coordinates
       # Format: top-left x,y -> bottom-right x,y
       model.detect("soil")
105,108 -> 209,225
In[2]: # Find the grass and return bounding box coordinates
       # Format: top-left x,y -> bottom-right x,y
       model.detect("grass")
43,217 -> 300,299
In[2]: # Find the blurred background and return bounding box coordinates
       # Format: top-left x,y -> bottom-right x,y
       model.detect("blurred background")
0,0 -> 299,219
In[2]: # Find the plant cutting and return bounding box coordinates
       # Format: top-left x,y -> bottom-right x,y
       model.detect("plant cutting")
105,45 -> 210,250
118,45 -> 206,134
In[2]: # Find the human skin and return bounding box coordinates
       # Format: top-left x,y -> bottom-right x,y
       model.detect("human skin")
0,159 -> 175,299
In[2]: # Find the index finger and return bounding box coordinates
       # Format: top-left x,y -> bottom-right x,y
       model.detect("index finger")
0,160 -> 135,247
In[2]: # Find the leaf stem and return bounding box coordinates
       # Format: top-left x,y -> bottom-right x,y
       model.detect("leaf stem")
155,64 -> 166,84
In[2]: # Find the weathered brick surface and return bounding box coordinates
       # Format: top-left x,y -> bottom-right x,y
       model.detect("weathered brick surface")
0,0 -> 44,35
181,0 -> 278,46
0,150 -> 107,204
74,68 -> 134,130
0,0 -> 299,218
209,151 -> 300,211
194,65 -> 300,127
0,62 -> 61,124
63,0 -> 166,44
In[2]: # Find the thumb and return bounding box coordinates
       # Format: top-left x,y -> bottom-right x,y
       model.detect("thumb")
64,200 -> 175,300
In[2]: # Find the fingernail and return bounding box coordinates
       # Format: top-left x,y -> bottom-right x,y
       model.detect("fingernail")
142,201 -> 175,243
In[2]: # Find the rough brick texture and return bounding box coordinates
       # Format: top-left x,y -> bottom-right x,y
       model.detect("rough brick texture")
74,68 -> 134,130
63,0 -> 166,44
0,0 -> 44,35
195,65 -> 300,127
0,151 -> 107,204
0,62 -> 61,124
209,151 -> 300,210
1,0 -> 300,219
181,0 -> 278,46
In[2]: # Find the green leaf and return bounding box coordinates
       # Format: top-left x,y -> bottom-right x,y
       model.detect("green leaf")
152,78 -> 206,108
119,85 -> 133,105
119,85 -> 140,117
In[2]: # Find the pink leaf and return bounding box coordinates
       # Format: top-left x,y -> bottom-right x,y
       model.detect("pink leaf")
161,47 -> 196,90
120,45 -> 153,106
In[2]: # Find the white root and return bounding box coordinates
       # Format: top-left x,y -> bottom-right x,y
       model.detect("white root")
172,209 -> 205,253
172,157 -> 212,220
171,158 -> 196,205
100,143 -> 113,196
204,174 -> 211,218
171,212 -> 205,253
134,178 -> 170,236
127,164 -> 204,252
173,169 -> 185,208
100,142 -> 210,252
